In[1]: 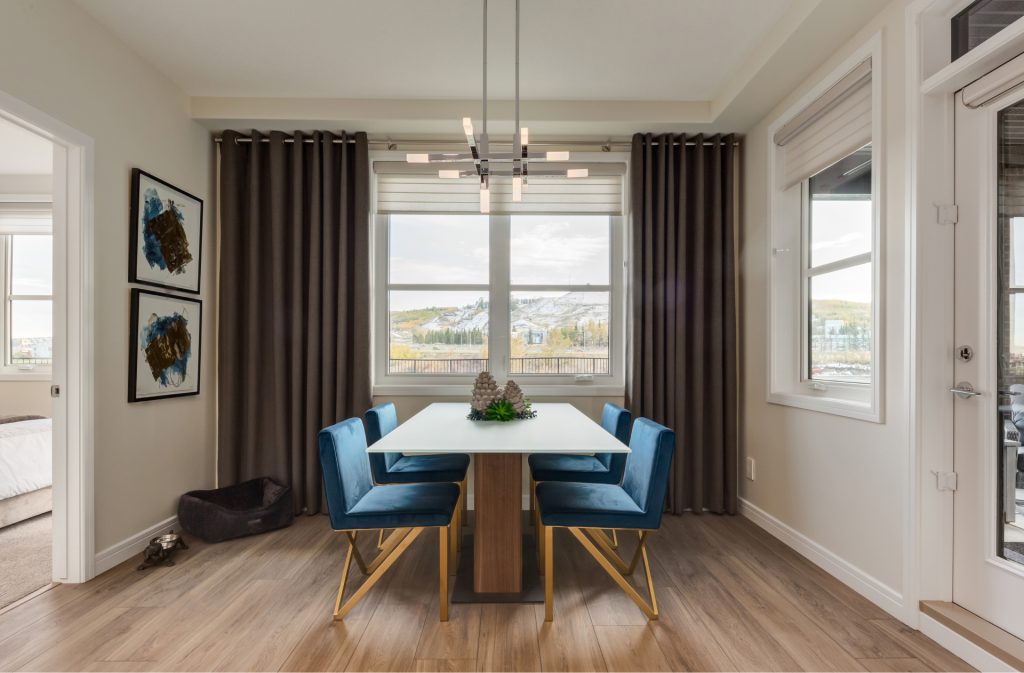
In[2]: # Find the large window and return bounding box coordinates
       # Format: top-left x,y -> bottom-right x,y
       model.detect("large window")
768,46 -> 881,421
0,210 -> 52,373
377,209 -> 622,391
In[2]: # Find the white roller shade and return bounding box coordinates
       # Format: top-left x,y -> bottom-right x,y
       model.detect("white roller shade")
0,203 -> 51,234
375,161 -> 624,215
775,59 -> 872,189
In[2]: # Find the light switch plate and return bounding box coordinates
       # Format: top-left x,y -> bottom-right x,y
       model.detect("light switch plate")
745,457 -> 756,481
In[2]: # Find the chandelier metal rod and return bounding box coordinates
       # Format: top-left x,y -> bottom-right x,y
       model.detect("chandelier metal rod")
515,0 -> 520,144
482,0 -> 487,140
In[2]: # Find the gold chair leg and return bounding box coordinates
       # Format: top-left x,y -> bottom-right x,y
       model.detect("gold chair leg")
333,531 -> 358,617
377,529 -> 385,550
345,532 -> 369,574
583,529 -> 630,574
462,477 -> 468,528
568,527 -> 658,620
610,529 -> 619,550
440,526 -> 449,621
333,527 -> 424,620
366,527 -> 414,574
640,538 -> 657,618
536,511 -> 545,574
544,524 -> 553,622
449,511 -> 459,577
627,531 -> 650,575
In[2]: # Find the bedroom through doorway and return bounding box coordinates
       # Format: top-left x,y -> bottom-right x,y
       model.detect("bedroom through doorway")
0,113 -> 55,610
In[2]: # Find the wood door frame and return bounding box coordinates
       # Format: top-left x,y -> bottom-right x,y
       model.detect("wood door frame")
0,87 -> 95,583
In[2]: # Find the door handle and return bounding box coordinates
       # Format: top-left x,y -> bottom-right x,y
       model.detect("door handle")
950,382 -> 982,399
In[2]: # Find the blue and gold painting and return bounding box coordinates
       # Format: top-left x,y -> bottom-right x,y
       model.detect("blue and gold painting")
130,169 -> 204,294
129,289 -> 202,402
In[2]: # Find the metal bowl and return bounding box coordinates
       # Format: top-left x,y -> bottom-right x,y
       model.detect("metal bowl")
151,533 -> 181,550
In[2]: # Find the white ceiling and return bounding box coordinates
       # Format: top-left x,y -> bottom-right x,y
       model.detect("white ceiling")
71,0 -> 891,136
74,0 -> 792,101
0,116 -> 52,175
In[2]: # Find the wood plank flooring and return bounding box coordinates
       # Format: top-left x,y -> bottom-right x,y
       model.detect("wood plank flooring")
0,513 -> 973,672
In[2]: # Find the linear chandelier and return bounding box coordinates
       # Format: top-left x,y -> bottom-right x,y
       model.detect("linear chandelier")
406,0 -> 585,213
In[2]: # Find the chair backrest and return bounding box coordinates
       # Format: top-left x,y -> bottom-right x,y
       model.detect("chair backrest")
319,418 -> 375,530
595,403 -> 632,477
620,418 -> 675,527
364,402 -> 402,477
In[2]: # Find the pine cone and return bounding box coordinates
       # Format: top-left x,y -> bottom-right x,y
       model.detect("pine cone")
471,371 -> 499,411
503,380 -> 526,414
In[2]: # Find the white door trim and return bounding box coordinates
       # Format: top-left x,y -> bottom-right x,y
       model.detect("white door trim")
0,87 -> 95,583
907,0 -> 1024,629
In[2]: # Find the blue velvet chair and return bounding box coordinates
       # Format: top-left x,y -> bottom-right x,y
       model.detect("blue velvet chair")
365,402 -> 470,550
528,403 -> 632,484
528,403 -> 631,547
534,417 -> 675,621
366,403 -> 471,484
319,418 -> 460,621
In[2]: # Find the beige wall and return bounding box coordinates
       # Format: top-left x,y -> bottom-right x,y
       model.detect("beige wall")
740,0 -> 910,598
0,381 -> 51,418
0,1 -> 216,553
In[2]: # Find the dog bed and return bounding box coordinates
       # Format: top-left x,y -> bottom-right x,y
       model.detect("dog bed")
178,477 -> 294,543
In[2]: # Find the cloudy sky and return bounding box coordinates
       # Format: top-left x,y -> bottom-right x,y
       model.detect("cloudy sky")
388,213 -> 610,311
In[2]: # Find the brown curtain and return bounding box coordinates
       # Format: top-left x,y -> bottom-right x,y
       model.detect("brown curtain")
627,133 -> 738,515
217,130 -> 371,514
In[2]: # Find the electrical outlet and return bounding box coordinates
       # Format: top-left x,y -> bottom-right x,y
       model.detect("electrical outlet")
745,457 -> 756,481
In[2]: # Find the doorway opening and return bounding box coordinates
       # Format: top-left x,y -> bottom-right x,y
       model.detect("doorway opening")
0,114 -> 55,609
0,90 -> 94,601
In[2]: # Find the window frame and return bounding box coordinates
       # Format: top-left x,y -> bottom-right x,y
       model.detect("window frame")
371,162 -> 627,397
801,169 -> 874,385
0,222 -> 53,380
767,35 -> 884,422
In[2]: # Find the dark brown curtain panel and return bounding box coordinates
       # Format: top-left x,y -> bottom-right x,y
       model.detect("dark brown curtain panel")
218,130 -> 371,514
628,133 -> 738,515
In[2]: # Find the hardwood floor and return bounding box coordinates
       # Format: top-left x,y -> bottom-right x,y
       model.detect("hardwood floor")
0,513 -> 973,672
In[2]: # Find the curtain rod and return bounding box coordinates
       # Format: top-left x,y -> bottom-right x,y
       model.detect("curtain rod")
212,135 -> 739,150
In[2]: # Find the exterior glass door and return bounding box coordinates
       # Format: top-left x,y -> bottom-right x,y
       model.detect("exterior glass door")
953,85 -> 1024,640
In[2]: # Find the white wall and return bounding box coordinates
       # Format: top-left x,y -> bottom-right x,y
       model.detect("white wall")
740,0 -> 911,611
0,1 -> 216,554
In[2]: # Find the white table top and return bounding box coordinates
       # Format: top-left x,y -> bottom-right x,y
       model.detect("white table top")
368,402 -> 630,455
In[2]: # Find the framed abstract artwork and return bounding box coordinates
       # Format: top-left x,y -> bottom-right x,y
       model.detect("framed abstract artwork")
129,168 -> 203,293
128,288 -> 202,402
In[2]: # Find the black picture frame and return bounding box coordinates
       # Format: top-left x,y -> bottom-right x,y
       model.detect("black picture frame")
129,168 -> 203,294
128,288 -> 202,403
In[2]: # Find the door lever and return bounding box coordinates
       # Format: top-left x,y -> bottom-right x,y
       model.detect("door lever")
950,382 -> 982,399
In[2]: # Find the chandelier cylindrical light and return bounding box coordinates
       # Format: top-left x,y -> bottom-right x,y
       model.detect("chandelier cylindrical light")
406,0 -> 575,212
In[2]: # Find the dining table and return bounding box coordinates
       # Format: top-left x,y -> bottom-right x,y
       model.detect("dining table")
367,402 -> 630,601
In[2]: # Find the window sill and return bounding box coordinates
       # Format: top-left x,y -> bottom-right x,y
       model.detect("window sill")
373,383 -> 626,398
0,370 -> 51,382
767,388 -> 882,423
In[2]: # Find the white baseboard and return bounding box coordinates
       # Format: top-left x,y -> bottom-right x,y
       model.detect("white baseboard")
739,498 -> 906,620
93,515 -> 178,575
919,613 -> 1016,672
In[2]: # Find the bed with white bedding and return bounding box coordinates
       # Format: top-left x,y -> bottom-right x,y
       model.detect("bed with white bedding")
0,416 -> 52,528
